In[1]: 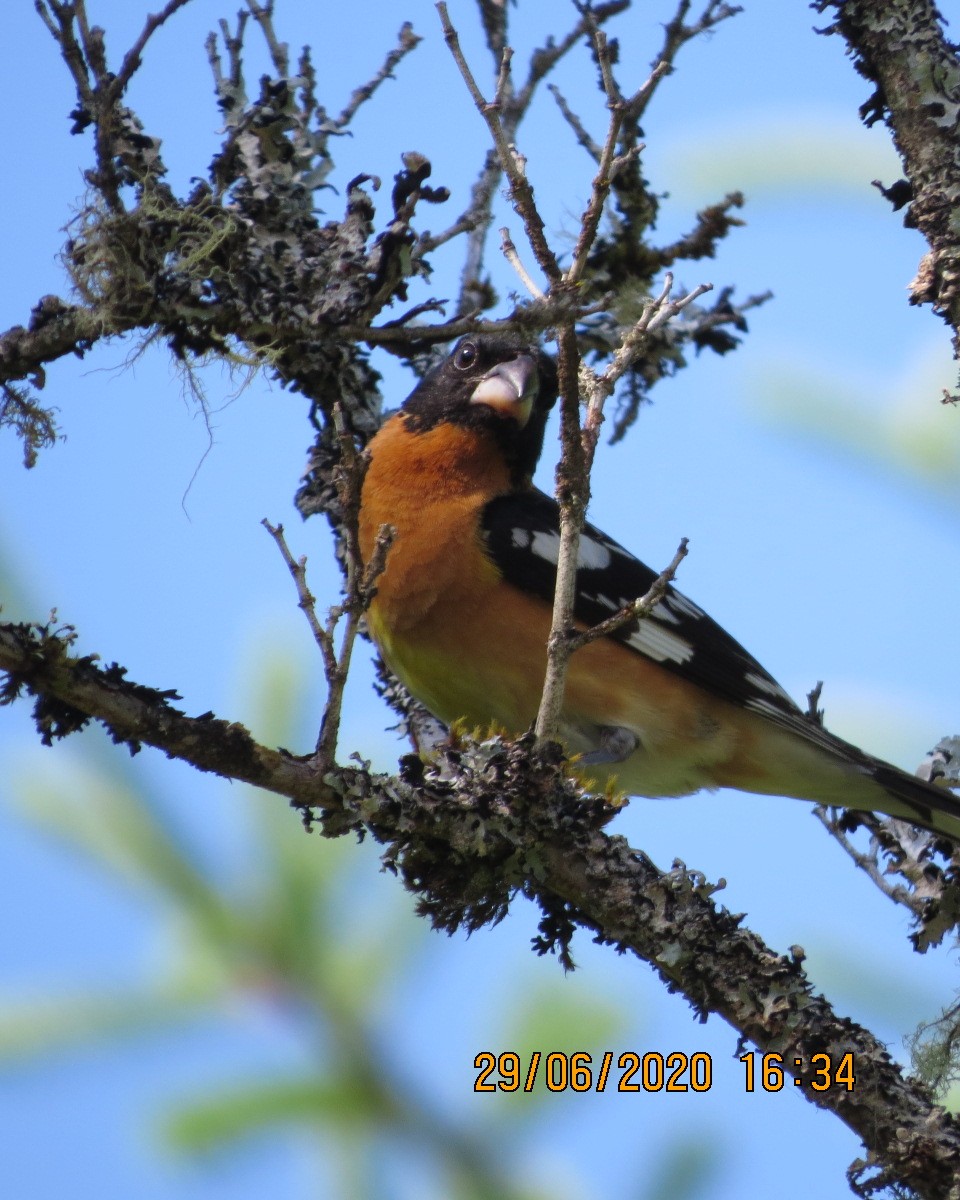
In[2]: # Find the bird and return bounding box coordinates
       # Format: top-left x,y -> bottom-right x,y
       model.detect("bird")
358,333 -> 960,840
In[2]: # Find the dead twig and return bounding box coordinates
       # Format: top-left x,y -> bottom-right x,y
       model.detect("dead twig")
568,538 -> 689,653
499,226 -> 543,299
265,405 -> 394,766
111,0 -> 194,101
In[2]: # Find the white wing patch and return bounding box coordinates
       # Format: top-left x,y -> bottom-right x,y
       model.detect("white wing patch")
578,535 -> 614,570
745,697 -> 788,720
745,671 -> 794,703
663,592 -> 707,620
627,621 -> 695,665
530,529 -> 560,563
512,527 -> 614,572
652,600 -> 681,625
545,526 -> 698,665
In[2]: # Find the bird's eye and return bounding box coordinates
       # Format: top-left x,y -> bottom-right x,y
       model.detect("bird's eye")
453,341 -> 478,371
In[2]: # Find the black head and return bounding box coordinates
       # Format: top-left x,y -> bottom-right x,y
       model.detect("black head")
402,335 -> 558,484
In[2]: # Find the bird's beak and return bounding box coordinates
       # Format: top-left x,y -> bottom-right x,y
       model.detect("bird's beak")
469,354 -> 538,425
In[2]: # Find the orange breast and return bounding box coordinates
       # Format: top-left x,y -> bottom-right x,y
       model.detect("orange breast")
359,415 -> 527,725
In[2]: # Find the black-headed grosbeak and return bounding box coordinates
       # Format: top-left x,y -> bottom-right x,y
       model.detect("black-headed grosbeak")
359,335 -> 960,839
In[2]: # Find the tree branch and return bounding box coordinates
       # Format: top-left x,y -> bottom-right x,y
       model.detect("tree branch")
566,538 -> 689,654
814,0 -> 960,387
2,616 -> 959,1198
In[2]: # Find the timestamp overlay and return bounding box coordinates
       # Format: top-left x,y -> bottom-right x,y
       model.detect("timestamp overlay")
473,1051 -> 856,1094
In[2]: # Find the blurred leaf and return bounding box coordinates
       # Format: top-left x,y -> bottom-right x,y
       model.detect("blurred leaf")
162,1075 -> 374,1154
507,979 -> 627,1055
235,643 -> 429,1014
0,535 -> 38,622
237,645 -> 365,959
240,638 -> 319,751
12,762 -> 237,948
797,936 -> 952,1053
0,985 -> 211,1062
942,1079 -> 960,1114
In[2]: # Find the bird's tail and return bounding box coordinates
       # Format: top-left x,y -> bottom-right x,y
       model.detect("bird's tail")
767,717 -> 960,843
858,756 -> 960,842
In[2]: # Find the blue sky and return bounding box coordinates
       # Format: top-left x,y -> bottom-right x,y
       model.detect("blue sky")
1,2 -> 959,1198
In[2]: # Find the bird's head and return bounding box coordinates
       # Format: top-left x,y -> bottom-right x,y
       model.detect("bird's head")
401,335 -> 558,484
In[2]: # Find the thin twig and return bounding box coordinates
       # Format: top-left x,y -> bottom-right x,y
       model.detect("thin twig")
534,276 -> 711,743
532,18 -> 692,743
591,275 -> 709,464
335,22 -> 422,130
341,291 -> 609,350
499,227 -> 544,299
246,0 -> 288,76
442,1 -> 627,314
315,406 -> 394,763
632,0 -> 742,124
565,38 -> 631,285
812,808 -> 925,916
316,524 -> 393,766
439,4 -> 615,741
331,403 -> 365,604
533,326 -> 585,742
805,680 -> 824,725
494,45 -> 513,108
477,0 -> 509,67
437,3 -> 562,288
581,275 -> 712,467
264,514 -> 394,767
417,211 -> 482,256
205,11 -> 250,111
437,4 -> 718,744
547,84 -> 603,162
378,299 -> 451,329
568,538 -> 689,653
565,56 -> 667,286
514,1 -> 630,113
452,152 -> 504,315
264,404 -> 394,766
111,0 -> 194,101
35,1 -> 94,108
262,519 -> 331,658
72,0 -> 101,78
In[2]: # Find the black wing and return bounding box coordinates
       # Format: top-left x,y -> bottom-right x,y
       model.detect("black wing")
481,489 -> 802,721
483,490 -> 960,837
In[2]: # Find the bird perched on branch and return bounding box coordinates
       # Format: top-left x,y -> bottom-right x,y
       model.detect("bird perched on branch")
358,334 -> 960,839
